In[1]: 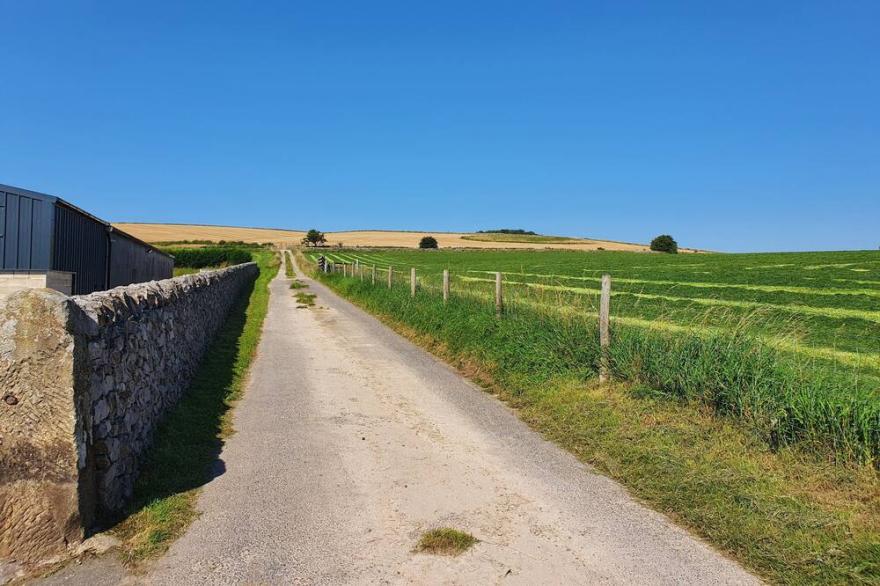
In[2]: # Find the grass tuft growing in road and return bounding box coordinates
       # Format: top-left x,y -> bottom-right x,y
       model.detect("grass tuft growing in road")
416,528 -> 478,556
111,250 -> 279,564
295,292 -> 316,307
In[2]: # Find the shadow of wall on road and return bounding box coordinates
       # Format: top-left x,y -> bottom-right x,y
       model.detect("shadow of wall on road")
103,275 -> 256,544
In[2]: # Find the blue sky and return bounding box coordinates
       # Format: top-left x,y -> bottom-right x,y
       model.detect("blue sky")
1,1 -> 877,252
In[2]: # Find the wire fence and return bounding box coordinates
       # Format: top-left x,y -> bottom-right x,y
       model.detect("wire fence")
298,251 -> 614,374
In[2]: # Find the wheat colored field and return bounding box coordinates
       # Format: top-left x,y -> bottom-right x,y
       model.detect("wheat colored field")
114,223 -> 665,251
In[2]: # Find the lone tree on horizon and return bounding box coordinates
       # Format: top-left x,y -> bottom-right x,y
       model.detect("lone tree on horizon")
302,229 -> 327,247
419,236 -> 439,249
650,234 -> 678,254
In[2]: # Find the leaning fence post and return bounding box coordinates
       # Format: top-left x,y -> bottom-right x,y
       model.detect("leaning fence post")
388,266 -> 393,288
495,272 -> 503,316
411,268 -> 417,298
599,273 -> 611,383
372,265 -> 376,285
443,269 -> 449,303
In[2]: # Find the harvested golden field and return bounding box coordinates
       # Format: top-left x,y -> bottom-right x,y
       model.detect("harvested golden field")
114,223 -> 672,251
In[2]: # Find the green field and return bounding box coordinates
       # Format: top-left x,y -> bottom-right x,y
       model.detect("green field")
313,249 -> 880,369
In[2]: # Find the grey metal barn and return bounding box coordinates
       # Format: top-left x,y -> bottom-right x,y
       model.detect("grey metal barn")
0,184 -> 173,295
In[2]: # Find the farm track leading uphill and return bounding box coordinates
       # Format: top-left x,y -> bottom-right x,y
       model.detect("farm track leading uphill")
41,252 -> 758,584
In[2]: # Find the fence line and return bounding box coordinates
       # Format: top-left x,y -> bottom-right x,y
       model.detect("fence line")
302,254 -> 614,382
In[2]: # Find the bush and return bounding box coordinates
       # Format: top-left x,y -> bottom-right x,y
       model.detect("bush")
419,236 -> 439,249
162,246 -> 253,268
650,234 -> 678,253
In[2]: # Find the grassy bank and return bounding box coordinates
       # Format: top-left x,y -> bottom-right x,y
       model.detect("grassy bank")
311,262 -> 879,584
111,250 -> 279,563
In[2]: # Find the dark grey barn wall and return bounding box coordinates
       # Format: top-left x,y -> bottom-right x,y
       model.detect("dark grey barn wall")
52,203 -> 109,294
108,232 -> 173,288
0,189 -> 54,271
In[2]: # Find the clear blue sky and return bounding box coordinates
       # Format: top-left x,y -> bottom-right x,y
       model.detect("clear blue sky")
1,2 -> 877,252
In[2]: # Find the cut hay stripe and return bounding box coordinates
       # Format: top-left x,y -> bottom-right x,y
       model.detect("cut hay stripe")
458,276 -> 880,324
465,270 -> 880,299
450,284 -> 879,370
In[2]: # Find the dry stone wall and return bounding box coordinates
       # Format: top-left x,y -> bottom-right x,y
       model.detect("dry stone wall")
0,262 -> 259,564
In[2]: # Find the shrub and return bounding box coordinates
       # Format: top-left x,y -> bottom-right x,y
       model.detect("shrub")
650,234 -> 678,253
419,236 -> 439,249
162,246 -> 253,268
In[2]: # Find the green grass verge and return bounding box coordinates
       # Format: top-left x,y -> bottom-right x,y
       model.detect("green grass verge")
294,291 -> 316,307
111,250 -> 279,563
312,267 -> 879,584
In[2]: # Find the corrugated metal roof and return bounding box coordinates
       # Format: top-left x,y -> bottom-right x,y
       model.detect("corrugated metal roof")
0,183 -> 173,260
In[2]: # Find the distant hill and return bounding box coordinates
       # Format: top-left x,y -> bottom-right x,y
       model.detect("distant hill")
113,223 -> 667,252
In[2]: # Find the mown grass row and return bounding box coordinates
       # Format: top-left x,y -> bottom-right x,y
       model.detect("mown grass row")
307,258 -> 880,583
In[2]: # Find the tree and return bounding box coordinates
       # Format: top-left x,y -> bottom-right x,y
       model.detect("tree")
650,234 -> 678,254
419,236 -> 439,249
302,229 -> 326,247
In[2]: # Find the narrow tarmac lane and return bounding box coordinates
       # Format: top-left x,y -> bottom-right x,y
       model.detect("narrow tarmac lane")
148,254 -> 758,585
49,253 -> 759,585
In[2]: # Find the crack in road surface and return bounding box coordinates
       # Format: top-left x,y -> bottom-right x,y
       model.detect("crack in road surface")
42,253 -> 759,585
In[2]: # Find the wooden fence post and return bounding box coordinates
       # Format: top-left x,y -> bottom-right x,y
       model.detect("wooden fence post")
359,263 -> 364,281
495,272 -> 503,316
343,263 -> 347,277
599,274 -> 611,383
411,268 -> 417,298
372,265 -> 376,285
443,269 -> 449,303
